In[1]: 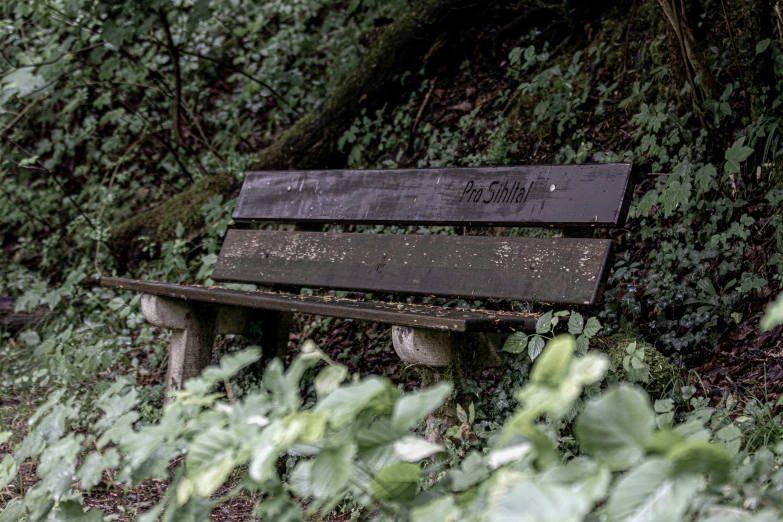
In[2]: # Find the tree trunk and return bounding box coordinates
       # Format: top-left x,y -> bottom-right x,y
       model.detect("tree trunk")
658,0 -> 719,103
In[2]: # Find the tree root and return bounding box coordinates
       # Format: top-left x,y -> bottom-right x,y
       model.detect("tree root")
110,173 -> 236,268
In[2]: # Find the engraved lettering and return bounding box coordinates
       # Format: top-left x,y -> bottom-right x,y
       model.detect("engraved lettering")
460,180 -> 474,202
523,180 -> 534,203
498,181 -> 509,203
509,181 -> 519,202
484,181 -> 498,203
457,178 -> 532,205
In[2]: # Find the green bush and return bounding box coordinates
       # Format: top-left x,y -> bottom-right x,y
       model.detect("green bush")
3,336 -> 783,521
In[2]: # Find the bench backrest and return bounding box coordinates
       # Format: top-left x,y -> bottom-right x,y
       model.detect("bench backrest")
232,165 -> 633,227
212,164 -> 634,305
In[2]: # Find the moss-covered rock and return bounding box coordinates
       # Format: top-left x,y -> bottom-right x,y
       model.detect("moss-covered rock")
598,333 -> 679,399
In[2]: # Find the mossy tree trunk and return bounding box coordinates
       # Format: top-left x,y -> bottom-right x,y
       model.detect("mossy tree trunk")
109,0 -> 489,263
657,0 -> 719,107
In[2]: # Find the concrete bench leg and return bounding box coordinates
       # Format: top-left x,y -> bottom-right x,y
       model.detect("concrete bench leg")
391,326 -> 503,442
140,295 -> 293,400
141,295 -> 219,398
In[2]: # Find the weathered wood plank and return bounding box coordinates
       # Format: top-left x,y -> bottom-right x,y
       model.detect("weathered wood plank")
233,164 -> 634,227
0,297 -> 51,332
212,230 -> 612,305
100,278 -> 538,332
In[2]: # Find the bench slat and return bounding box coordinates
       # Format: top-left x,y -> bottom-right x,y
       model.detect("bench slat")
212,230 -> 612,305
233,164 -> 633,227
99,278 -> 538,332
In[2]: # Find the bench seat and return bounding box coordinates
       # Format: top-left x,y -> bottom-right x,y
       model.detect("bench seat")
101,277 -> 538,332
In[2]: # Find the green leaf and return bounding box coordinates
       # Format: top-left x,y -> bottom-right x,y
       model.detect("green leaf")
0,455 -> 17,489
761,293 -> 783,332
98,108 -> 125,126
316,377 -> 395,428
456,403 -> 468,424
502,332 -> 528,354
567,312 -> 584,335
725,136 -> 754,174
49,500 -> 103,522
667,440 -> 732,483
191,347 -> 262,388
314,364 -> 348,398
101,19 -> 134,48
187,0 -> 211,32
1,69 -> 45,97
410,496 -> 460,522
756,38 -> 771,54
575,334 -> 590,355
19,330 -> 40,346
371,462 -> 420,502
308,443 -> 356,498
582,317 -> 601,338
490,479 -> 592,522
536,311 -> 553,334
392,382 -> 453,431
697,278 -> 717,296
528,335 -> 546,361
0,500 -> 24,522
448,452 -> 490,491
660,179 -> 692,217
201,253 -> 218,266
186,427 -> 238,498
283,411 -> 327,445
633,190 -> 658,218
530,335 -> 575,386
574,385 -> 655,469
654,399 -> 674,413
607,459 -> 699,522
695,164 -> 717,193
77,449 -> 119,490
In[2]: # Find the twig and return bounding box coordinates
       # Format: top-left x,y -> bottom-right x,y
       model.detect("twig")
776,3 -> 783,44
0,43 -> 104,79
224,379 -> 235,404
118,99 -> 196,183
621,1 -> 641,74
169,45 -> 291,109
158,9 -> 185,148
412,77 -> 437,137
0,99 -> 43,137
407,77 -> 438,155
94,135 -> 149,277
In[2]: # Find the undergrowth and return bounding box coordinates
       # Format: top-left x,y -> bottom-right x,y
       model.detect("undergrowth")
1,0 -> 783,520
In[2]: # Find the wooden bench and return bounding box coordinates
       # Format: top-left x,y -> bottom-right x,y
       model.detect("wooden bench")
101,164 -> 634,397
